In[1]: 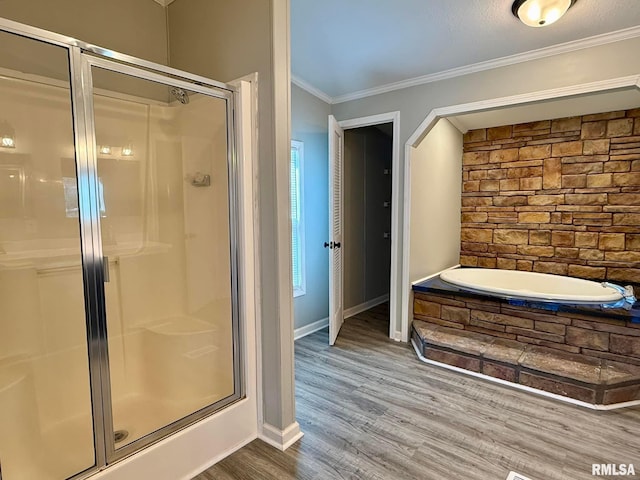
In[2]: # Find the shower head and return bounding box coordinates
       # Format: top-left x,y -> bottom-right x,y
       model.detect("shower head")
170,87 -> 189,104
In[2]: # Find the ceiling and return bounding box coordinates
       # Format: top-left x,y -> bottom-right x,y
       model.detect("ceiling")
291,0 -> 640,102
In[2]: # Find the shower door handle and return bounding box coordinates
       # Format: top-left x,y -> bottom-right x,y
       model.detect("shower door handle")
103,256 -> 110,283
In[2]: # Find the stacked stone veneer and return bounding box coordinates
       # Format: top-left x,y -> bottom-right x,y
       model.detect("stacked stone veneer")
414,291 -> 640,366
461,109 -> 640,284
413,291 -> 640,404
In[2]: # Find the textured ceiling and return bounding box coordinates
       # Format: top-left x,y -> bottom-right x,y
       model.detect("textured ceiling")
291,0 -> 640,99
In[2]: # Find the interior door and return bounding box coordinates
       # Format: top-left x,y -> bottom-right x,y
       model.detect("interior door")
328,115 -> 344,345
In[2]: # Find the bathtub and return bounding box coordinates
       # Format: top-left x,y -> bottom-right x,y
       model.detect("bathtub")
439,268 -> 623,304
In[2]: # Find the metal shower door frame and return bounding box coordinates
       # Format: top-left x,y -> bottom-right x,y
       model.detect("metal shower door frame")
77,52 -> 244,466
0,16 -> 244,479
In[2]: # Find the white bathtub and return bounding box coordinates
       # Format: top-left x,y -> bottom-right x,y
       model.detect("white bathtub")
439,268 -> 623,304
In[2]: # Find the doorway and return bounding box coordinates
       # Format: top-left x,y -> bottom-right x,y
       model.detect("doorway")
327,112 -> 400,344
344,124 -> 392,313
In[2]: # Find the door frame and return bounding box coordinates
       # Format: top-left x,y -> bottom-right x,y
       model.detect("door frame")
336,111 -> 401,342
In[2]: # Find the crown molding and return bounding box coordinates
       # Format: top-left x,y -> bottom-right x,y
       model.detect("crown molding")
291,75 -> 333,104
330,25 -> 640,104
152,0 -> 176,6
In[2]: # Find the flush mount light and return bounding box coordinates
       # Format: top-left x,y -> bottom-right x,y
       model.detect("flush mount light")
99,145 -> 112,155
512,0 -> 576,27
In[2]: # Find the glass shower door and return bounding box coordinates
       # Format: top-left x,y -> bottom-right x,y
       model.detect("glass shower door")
0,32 -> 96,479
83,58 -> 240,459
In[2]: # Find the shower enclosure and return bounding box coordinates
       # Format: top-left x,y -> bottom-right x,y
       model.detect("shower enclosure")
0,19 -> 242,480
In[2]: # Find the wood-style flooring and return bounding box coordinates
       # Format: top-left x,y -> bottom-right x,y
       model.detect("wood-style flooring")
194,303 -> 640,480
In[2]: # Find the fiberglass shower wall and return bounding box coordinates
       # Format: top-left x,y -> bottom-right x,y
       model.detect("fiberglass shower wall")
0,25 -> 240,480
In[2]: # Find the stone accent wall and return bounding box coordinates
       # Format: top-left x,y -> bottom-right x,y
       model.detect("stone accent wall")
414,291 -> 640,366
461,109 -> 640,284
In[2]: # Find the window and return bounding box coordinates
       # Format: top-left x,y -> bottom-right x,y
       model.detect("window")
291,140 -> 305,297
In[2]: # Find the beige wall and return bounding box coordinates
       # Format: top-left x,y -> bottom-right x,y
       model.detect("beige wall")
333,38 -> 640,148
409,118 -> 463,283
0,0 -> 168,64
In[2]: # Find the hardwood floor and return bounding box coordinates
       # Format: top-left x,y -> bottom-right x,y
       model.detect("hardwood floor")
194,303 -> 640,480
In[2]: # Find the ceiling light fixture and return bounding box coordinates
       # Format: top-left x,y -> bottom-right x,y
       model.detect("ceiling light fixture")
512,0 -> 576,28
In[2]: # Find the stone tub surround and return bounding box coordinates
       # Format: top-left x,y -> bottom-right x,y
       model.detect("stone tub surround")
410,278 -> 640,405
413,278 -> 640,364
460,109 -> 640,285
412,320 -> 640,405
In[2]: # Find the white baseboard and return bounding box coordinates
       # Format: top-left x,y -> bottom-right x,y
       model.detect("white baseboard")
294,317 -> 329,340
392,330 -> 403,342
259,421 -> 304,451
344,294 -> 389,319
